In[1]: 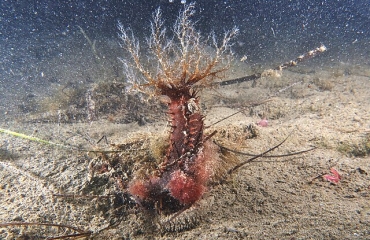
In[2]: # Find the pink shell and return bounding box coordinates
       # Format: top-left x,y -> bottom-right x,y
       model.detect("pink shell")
257,118 -> 268,127
323,168 -> 341,184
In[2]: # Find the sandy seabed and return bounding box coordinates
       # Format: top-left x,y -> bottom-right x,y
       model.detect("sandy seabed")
1,61 -> 370,239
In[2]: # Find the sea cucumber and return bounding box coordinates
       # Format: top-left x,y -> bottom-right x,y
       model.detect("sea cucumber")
118,3 -> 238,214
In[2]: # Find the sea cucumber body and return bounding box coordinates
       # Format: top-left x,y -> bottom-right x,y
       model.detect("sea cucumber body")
128,89 -> 209,208
165,94 -> 204,174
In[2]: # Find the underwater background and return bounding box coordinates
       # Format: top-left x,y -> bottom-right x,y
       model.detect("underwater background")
1,0 -> 370,119
1,1 -> 370,239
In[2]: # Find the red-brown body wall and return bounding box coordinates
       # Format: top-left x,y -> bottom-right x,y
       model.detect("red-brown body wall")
128,86 -> 210,208
164,93 -> 204,174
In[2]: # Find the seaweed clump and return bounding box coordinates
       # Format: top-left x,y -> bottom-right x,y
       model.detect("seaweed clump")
118,3 -> 238,215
